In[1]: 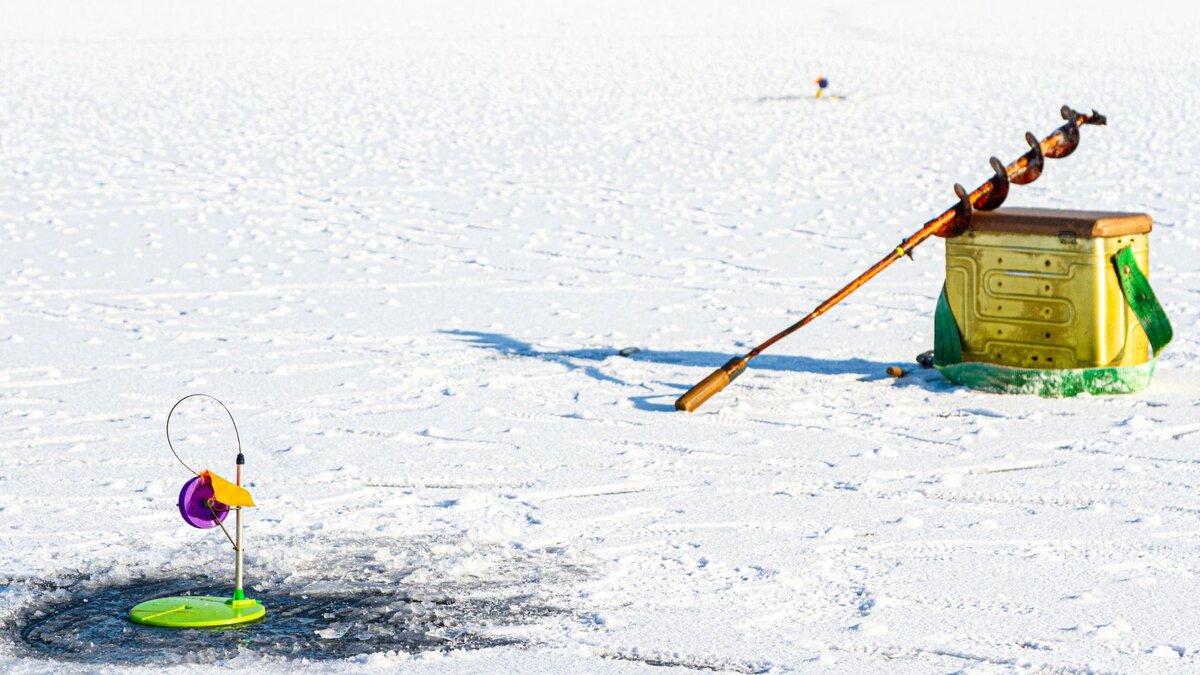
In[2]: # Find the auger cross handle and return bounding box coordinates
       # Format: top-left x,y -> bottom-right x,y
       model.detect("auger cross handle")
675,106 -> 1106,412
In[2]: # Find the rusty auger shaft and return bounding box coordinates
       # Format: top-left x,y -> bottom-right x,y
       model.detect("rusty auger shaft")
675,105 -> 1107,413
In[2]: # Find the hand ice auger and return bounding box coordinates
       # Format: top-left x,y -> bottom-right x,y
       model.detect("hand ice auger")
675,106 -> 1106,413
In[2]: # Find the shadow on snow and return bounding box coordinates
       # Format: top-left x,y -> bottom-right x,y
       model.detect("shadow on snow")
445,330 -> 950,412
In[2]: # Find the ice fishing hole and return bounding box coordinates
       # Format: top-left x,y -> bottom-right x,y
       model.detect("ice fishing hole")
8,576 -> 552,665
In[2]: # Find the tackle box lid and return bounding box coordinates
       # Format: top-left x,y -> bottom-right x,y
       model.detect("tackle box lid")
968,207 -> 1152,238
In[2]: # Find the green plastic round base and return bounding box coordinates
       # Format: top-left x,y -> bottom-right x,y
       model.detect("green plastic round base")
130,595 -> 266,628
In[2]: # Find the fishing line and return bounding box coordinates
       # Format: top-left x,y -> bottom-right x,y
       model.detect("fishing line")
165,393 -> 242,476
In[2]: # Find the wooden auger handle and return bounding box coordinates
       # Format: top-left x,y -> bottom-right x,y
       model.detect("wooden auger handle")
675,358 -> 747,412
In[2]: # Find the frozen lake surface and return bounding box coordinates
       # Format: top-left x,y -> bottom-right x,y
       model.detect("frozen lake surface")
1,0 -> 1199,671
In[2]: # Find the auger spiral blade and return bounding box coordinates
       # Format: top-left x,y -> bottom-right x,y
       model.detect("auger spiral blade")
936,183 -> 973,238
1045,106 -> 1082,158
1010,132 -> 1045,185
977,157 -> 1010,211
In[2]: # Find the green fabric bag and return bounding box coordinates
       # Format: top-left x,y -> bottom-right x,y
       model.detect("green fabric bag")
934,246 -> 1172,396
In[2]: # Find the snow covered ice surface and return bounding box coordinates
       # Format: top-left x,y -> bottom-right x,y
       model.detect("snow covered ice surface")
1,0 -> 1199,672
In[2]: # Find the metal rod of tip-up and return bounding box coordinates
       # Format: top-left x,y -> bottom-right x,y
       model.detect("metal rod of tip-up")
234,450 -> 245,599
674,106 -> 1107,413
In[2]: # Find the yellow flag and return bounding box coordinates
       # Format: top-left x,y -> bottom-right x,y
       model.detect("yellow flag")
200,470 -> 256,508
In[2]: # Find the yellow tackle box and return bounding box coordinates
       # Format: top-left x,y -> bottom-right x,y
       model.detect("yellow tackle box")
943,208 -> 1152,370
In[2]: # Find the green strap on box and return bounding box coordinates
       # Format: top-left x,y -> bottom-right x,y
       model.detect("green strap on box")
934,246 -> 1172,396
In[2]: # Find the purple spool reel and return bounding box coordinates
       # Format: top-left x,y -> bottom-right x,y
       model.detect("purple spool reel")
177,475 -> 229,529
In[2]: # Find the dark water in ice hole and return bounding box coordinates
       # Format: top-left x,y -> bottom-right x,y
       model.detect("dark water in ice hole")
10,577 -> 548,664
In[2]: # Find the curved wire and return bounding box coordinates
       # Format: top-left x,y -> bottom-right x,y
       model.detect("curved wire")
165,393 -> 242,476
